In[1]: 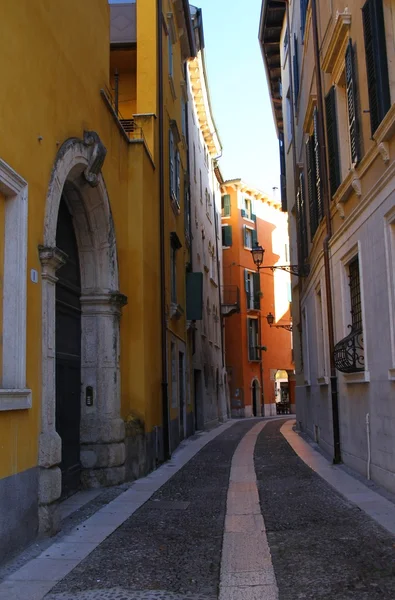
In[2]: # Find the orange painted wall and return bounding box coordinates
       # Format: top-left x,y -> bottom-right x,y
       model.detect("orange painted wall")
222,184 -> 293,415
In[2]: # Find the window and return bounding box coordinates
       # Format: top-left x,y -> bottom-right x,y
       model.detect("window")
297,172 -> 308,262
345,40 -> 361,165
168,33 -> 173,79
243,226 -> 257,250
300,0 -> 309,40
245,270 -> 261,310
193,144 -> 196,182
348,257 -> 362,332
306,108 -> 324,240
169,130 -> 180,206
171,341 -> 177,408
184,176 -> 191,240
286,91 -> 293,144
199,170 -> 202,203
325,87 -> 341,196
293,35 -> 300,106
362,0 -> 391,135
210,251 -> 216,282
279,133 -> 287,211
222,225 -> 232,248
170,232 -> 182,304
283,26 -> 289,54
241,197 -> 254,220
302,307 -> 311,384
247,318 -> 260,361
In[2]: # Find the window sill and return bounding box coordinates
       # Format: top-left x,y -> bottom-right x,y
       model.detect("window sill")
388,368 -> 395,381
222,246 -> 231,250
244,246 -> 253,251
317,376 -> 329,386
210,277 -> 218,287
242,217 -> 255,224
221,216 -> 231,220
342,371 -> 370,384
203,265 -> 209,273
304,380 -> 311,387
0,389 -> 32,411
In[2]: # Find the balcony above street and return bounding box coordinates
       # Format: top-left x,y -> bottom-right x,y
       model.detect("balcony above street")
221,285 -> 240,317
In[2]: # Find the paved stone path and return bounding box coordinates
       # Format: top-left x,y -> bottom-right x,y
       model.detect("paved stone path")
255,419 -> 395,599
2,417 -> 395,600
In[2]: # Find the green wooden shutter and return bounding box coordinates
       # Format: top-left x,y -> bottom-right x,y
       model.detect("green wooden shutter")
252,229 -> 258,247
223,226 -> 232,247
186,272 -> 203,320
345,40 -> 361,165
243,226 -> 248,247
306,136 -> 318,239
222,194 -> 231,217
279,133 -> 287,212
253,272 -> 261,309
300,0 -> 308,40
313,108 -> 323,223
169,130 -> 174,198
241,208 -> 246,217
251,213 -> 257,222
176,151 -> 181,204
362,0 -> 391,135
325,87 -> 341,197
293,35 -> 299,105
244,269 -> 250,307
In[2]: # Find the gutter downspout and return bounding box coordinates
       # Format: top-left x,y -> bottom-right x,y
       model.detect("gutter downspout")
213,176 -> 225,419
158,0 -> 170,460
311,0 -> 341,463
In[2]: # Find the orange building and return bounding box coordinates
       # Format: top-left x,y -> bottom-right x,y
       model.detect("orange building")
221,180 -> 295,417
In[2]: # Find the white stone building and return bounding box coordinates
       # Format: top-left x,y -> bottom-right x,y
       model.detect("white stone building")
186,7 -> 228,429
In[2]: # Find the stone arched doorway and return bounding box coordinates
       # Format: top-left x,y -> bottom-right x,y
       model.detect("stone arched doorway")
38,132 -> 127,532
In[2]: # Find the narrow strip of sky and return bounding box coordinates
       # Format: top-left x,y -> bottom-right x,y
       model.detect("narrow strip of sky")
108,0 -> 280,196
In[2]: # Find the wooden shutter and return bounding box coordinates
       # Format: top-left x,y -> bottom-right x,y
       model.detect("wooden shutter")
362,0 -> 391,135
186,272 -> 203,320
176,152 -> 181,204
345,40 -> 361,165
279,133 -> 287,212
253,273 -> 261,309
244,270 -> 250,307
325,87 -> 341,197
169,130 -> 174,198
252,229 -> 258,247
293,35 -> 300,105
223,226 -> 232,247
241,208 -> 246,217
222,194 -> 231,217
298,171 -> 308,261
243,226 -> 248,247
306,136 -> 318,239
313,108 -> 323,223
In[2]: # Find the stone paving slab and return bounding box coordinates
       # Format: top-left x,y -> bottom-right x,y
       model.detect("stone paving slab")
46,590 -> 215,599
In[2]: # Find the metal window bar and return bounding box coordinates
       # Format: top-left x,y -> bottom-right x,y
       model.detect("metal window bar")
349,257 -> 362,331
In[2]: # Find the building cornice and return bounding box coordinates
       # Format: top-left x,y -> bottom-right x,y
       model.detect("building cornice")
188,50 -> 222,158
322,11 -> 352,74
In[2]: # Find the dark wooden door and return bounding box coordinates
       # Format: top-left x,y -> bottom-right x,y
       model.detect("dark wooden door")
55,197 -> 82,496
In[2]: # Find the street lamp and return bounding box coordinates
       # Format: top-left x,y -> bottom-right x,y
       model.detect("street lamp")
250,242 -> 309,277
266,312 -> 292,332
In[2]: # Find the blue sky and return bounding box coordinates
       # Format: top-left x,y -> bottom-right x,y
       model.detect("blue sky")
109,0 -> 280,195
196,0 -> 280,195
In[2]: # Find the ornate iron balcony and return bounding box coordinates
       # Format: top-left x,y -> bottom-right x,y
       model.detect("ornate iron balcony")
333,327 -> 364,373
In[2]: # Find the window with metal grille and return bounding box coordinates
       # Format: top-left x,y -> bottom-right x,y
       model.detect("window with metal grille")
349,257 -> 362,331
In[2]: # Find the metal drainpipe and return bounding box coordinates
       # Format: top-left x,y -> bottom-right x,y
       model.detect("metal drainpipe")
311,0 -> 341,463
213,178 -> 226,419
158,0 -> 170,461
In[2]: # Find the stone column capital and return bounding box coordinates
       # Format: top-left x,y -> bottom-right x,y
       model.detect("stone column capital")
39,245 -> 67,279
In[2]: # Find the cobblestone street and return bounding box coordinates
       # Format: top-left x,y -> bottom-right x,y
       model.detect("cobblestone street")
2,418 -> 395,600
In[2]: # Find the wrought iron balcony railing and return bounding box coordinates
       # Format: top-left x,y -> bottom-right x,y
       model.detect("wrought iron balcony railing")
333,327 -> 364,373
221,285 -> 240,317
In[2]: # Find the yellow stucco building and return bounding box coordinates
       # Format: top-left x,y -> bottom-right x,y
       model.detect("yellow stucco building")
0,0 -> 197,561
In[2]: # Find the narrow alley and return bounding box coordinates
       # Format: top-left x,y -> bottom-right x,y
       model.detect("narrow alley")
1,418 -> 395,600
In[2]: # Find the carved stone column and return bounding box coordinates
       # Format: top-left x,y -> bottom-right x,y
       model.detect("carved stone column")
38,246 -> 67,534
79,291 -> 127,488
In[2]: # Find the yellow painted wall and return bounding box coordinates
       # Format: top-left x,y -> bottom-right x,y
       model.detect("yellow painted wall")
0,193 -> 4,384
0,0 -> 164,480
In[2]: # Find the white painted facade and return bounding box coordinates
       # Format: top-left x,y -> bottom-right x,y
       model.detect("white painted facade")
187,13 -> 227,429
